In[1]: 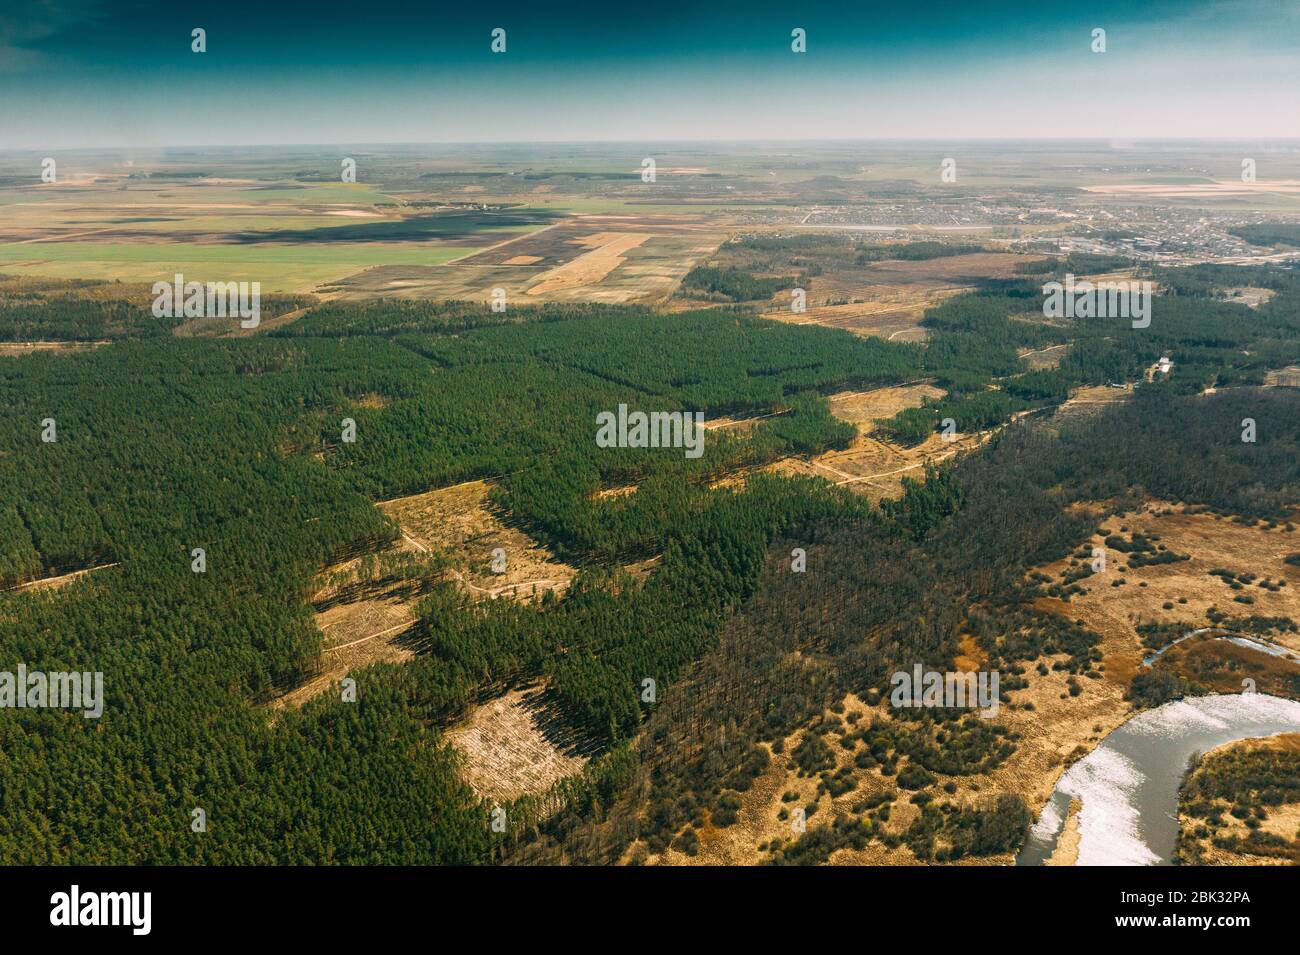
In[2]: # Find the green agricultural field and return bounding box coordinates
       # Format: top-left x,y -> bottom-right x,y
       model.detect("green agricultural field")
0,241 -> 474,292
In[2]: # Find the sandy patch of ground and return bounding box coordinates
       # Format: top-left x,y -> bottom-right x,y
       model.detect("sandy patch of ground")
1,562 -> 117,593
444,684 -> 590,804
503,254 -> 543,265
0,341 -> 111,355
1045,799 -> 1082,866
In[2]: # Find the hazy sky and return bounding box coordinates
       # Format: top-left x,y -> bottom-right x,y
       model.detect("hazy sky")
2,0 -> 1298,148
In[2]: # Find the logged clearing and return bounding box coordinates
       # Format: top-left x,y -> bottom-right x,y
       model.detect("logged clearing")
265,542 -> 435,711
702,381 -> 999,503
267,614 -> 415,713
1052,383 -> 1134,421
1222,287 -> 1276,308
379,480 -> 576,600
824,383 -> 946,424
761,280 -> 960,340
701,382 -> 949,497
764,384 -> 1002,503
758,254 -> 1042,340
763,297 -> 935,341
266,474 -> 581,712
1265,366 -> 1300,388
172,301 -> 322,338
1019,343 -> 1070,369
444,685 -> 591,803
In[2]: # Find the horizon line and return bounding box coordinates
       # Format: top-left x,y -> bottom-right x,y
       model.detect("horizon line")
8,136 -> 1300,155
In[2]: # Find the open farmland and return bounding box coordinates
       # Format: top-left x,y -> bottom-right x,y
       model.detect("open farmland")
0,174 -> 554,292
332,214 -> 726,303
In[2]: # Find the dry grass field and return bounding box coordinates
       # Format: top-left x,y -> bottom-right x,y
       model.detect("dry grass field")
1083,180 -> 1300,198
1031,502 -> 1300,666
526,231 -> 651,295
